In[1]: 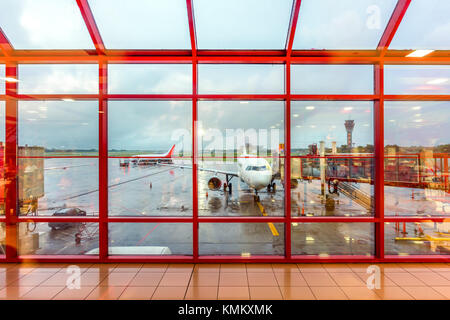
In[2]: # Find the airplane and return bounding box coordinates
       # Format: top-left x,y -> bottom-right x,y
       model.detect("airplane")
121,144 -> 176,166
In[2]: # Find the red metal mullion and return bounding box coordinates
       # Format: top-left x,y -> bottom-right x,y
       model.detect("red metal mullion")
99,62 -> 108,261
285,0 -> 302,57
374,63 -> 384,259
4,63 -> 18,261
186,0 -> 197,57
285,62 -> 292,259
192,60 -> 198,259
76,0 -> 106,55
377,0 -> 411,57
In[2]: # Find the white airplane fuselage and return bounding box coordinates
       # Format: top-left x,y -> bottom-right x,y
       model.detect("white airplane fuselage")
237,157 -> 273,191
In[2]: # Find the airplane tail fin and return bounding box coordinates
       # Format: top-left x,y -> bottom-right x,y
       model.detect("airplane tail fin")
165,144 -> 176,158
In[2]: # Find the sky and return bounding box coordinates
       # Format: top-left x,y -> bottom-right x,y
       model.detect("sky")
1,0 -> 450,152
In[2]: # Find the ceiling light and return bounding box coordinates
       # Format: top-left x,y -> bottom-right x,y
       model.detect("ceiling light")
406,50 -> 434,58
305,106 -> 315,110
239,101 -> 249,104
412,106 -> 421,110
62,98 -> 75,102
0,77 -> 19,83
426,78 -> 448,85
414,119 -> 423,123
344,106 -> 353,111
293,114 -> 299,117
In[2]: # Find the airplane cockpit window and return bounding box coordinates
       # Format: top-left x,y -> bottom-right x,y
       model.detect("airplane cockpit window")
246,166 -> 267,171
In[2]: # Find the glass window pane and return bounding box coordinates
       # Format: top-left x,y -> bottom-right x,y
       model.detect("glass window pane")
19,64 -> 98,94
0,65 -> 5,94
108,101 -> 192,216
19,101 -> 99,151
293,0 -> 398,49
88,0 -> 190,49
199,223 -> 284,255
385,65 -> 450,95
0,0 -> 94,49
108,64 -> 192,94
194,0 -> 293,49
198,101 -> 284,217
292,65 -> 373,94
291,223 -> 374,255
384,101 -> 450,217
390,0 -> 450,50
385,222 -> 449,255
0,222 -> 4,256
199,64 -> 284,94
18,222 -> 99,255
0,102 -> 4,216
108,223 -> 192,255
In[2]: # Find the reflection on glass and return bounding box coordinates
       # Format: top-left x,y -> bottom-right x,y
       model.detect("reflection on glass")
0,0 -> 94,49
18,64 -> 98,94
291,101 -> 374,217
194,0 -> 293,49
385,222 -> 450,255
384,102 -> 450,216
0,102 -> 4,216
291,65 -> 373,94
0,223 -> 4,256
108,64 -> 192,94
109,223 -> 192,255
293,0 -> 397,49
88,0 -> 190,49
385,65 -> 450,95
0,65 -> 5,94
18,222 -> 99,255
198,101 -> 284,217
291,223 -> 374,255
198,64 -> 284,94
108,101 -> 192,216
199,223 -> 284,255
390,0 -> 450,50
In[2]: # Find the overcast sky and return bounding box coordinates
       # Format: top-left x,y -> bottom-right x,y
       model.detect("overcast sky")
1,0 -> 450,151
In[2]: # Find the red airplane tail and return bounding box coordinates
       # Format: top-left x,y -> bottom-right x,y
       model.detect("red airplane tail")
165,144 -> 176,158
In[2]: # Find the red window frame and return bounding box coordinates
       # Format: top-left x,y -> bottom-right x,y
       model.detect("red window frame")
0,0 -> 449,263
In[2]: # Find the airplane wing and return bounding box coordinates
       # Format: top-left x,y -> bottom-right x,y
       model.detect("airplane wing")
159,163 -> 238,177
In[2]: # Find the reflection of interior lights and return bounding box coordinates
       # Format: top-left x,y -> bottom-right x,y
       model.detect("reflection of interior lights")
296,125 -> 302,128
81,122 -> 89,126
0,77 -> 19,83
406,49 -> 434,57
426,78 -> 448,85
239,101 -> 249,104
293,114 -> 299,117
414,119 -> 423,123
27,118 -> 36,121
292,223 -> 298,227
241,252 -> 251,257
306,236 -> 314,241
388,119 -> 395,122
62,98 -> 75,102
270,126 -> 276,129
344,106 -> 353,111
26,110 -> 38,114
414,113 -> 421,117
363,123 -> 369,126
305,106 -> 315,110
319,253 -> 329,257
412,106 -> 421,110
310,125 -> 316,128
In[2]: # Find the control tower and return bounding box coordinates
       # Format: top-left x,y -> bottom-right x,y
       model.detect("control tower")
344,120 -> 355,149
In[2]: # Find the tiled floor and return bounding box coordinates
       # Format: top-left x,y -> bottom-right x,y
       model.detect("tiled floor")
0,262 -> 449,300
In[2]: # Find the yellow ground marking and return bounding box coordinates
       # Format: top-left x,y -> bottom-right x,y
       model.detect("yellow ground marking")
256,200 -> 279,236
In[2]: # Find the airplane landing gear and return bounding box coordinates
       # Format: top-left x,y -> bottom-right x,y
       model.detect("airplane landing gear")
267,182 -> 276,193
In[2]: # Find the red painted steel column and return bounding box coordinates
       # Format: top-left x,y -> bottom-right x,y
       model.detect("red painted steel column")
99,62 -> 108,260
285,62 -> 292,259
374,63 -> 384,259
192,60 -> 198,259
4,63 -> 18,260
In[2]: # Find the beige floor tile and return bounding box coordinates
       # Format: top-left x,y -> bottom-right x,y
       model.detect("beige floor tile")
99,272 -> 137,286
20,286 -> 65,300
310,287 -> 348,300
159,272 -> 192,286
374,287 -> 414,300
189,273 -> 219,287
385,272 -> 426,286
297,264 -> 327,273
402,286 -> 446,300
303,272 -> 337,286
438,272 -> 450,281
185,286 -> 218,300
218,287 -> 249,300
79,272 -> 109,286
152,286 -> 187,300
140,263 -> 168,273
86,264 -> 117,273
41,273 -> 72,286
356,272 -> 398,287
397,263 -> 432,273
219,273 -> 248,287
166,264 -> 194,273
53,287 -> 96,300
220,264 -> 246,273
112,264 -> 143,273
85,286 -> 126,300
0,286 -> 34,300
0,272 -> 24,287
119,286 -> 155,300
247,272 -> 278,286
279,286 -> 316,300
9,272 -> 53,286
322,264 -> 353,273
340,287 -> 381,300
193,264 -> 220,273
246,264 -> 274,273
329,272 -> 366,287
378,263 -> 406,273
129,272 -> 163,286
409,272 -> 450,286
431,286 -> 450,299
249,286 -> 282,300
274,272 -> 308,286
271,264 -> 300,273
423,263 -> 450,273
346,263 -> 374,273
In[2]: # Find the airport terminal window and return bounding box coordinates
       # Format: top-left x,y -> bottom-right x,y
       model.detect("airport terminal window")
198,64 -> 284,94
291,101 -> 374,217
292,0 -> 398,50
199,223 -> 284,256
390,0 -> 450,50
88,0 -> 190,49
385,222 -> 449,256
18,64 -> 98,94
108,101 -> 192,216
197,101 -> 284,217
17,101 -> 99,217
291,223 -> 374,256
17,222 -> 99,255
0,65 -> 4,94
291,65 -> 373,94
108,64 -> 192,94
194,0 -> 292,49
0,223 -> 5,257
384,101 -> 450,217
385,65 -> 450,95
0,0 -> 94,49
109,223 -> 192,255
0,102 -> 4,216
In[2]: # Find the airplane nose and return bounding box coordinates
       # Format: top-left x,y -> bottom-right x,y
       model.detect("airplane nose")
254,172 -> 273,189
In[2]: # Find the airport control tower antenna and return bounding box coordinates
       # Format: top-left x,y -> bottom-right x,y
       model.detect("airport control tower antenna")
344,120 -> 355,149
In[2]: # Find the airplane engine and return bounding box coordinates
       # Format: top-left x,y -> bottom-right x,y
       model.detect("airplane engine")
207,177 -> 222,191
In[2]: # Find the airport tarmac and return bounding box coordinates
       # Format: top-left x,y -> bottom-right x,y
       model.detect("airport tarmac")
16,158 -> 449,256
